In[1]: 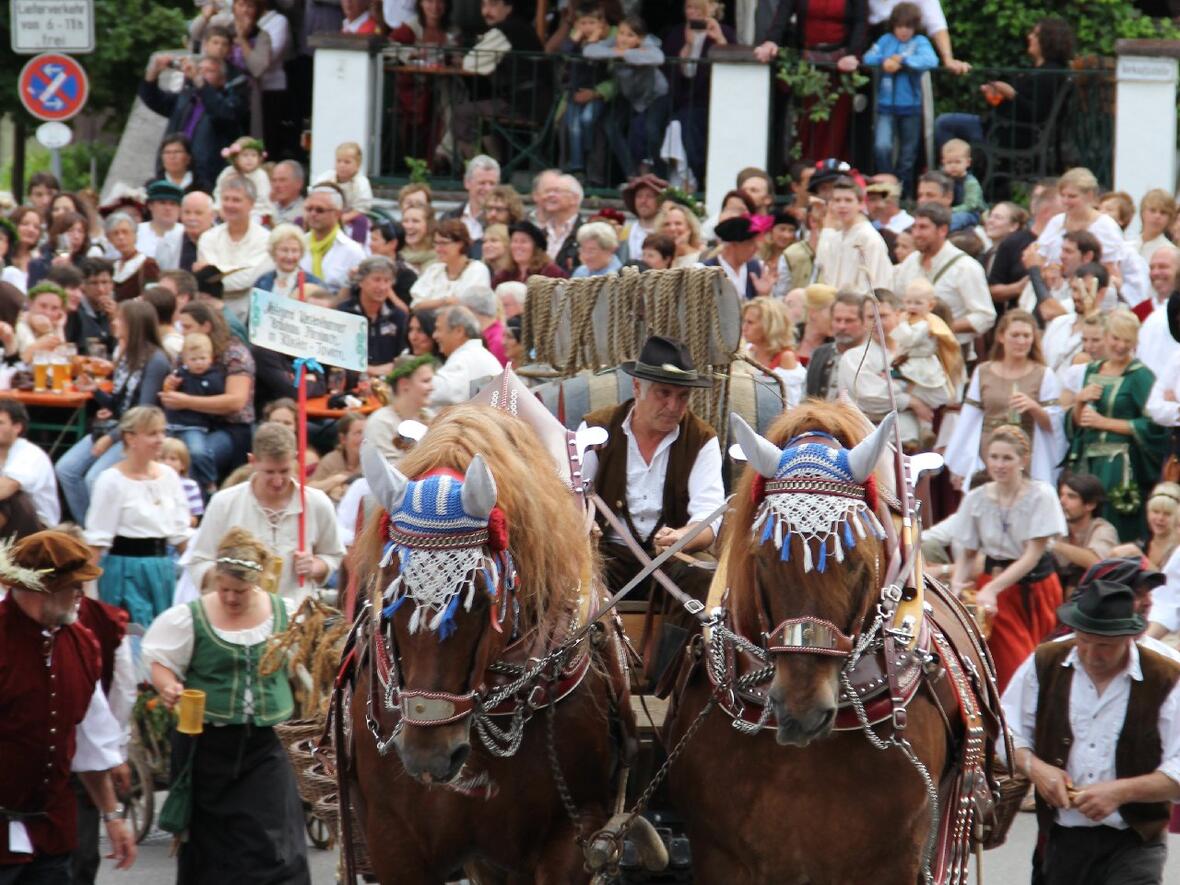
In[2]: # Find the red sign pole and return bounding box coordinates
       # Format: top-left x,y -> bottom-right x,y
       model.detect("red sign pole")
295,272 -> 308,587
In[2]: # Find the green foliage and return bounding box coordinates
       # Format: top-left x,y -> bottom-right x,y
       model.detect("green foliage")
0,0 -> 189,124
14,142 -> 117,192
404,156 -> 431,184
941,0 -> 1180,68
774,49 -> 870,165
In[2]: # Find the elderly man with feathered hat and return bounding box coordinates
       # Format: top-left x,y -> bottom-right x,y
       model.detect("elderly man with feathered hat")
0,531 -> 136,878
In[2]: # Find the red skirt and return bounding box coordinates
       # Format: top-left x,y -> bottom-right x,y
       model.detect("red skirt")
977,572 -> 1063,693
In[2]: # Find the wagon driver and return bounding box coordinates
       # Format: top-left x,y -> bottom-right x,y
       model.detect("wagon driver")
583,335 -> 725,685
0,530 -> 136,882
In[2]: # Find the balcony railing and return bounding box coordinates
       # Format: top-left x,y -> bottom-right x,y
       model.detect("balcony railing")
372,45 -> 1115,202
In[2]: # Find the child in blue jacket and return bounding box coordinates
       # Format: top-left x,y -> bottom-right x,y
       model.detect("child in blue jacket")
863,2 -> 938,196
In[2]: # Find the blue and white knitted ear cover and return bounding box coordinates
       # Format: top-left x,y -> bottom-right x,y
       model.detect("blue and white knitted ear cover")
773,442 -> 855,482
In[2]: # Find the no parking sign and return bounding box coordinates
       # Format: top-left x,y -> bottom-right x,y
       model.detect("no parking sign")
18,53 -> 88,122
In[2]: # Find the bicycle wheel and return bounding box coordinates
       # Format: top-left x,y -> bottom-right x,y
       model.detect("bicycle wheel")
125,745 -> 155,844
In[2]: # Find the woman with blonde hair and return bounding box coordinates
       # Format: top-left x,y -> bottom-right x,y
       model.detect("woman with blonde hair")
945,309 -> 1064,490
254,223 -> 325,298
1033,167 -> 1148,303
1131,188 -> 1177,261
1111,482 -> 1180,568
741,296 -> 796,370
143,526 -> 308,883
480,223 -> 511,275
951,425 -> 1067,691
796,283 -> 835,365
1066,308 -> 1167,539
86,406 -> 193,625
658,203 -> 703,267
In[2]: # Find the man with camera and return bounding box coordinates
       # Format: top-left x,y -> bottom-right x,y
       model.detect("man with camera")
138,54 -> 248,189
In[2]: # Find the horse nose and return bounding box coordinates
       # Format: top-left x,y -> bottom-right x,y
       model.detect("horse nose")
773,704 -> 837,747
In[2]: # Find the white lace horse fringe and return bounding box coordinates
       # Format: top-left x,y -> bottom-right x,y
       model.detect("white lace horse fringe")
753,494 -> 885,573
380,541 -> 513,639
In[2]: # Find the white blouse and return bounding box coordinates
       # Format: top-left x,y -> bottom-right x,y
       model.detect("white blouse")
142,595 -> 297,679
958,480 -> 1067,561
85,463 -> 194,548
409,260 -> 491,307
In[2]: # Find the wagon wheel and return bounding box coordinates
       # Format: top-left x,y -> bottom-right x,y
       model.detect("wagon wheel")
124,745 -> 155,844
305,804 -> 333,850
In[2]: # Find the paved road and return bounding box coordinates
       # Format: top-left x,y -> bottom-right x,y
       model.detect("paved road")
95,812 -> 1178,883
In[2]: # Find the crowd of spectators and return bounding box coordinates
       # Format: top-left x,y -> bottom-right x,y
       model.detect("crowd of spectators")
4,2 -> 1180,881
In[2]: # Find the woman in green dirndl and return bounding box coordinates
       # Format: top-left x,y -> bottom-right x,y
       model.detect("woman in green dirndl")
1065,309 -> 1168,541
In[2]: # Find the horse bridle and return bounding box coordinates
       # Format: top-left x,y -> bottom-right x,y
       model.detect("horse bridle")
752,434 -> 890,662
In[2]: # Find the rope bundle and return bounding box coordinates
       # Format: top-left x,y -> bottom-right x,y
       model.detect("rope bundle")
522,266 -> 736,428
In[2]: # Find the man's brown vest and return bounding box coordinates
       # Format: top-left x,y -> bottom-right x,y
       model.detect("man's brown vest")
585,400 -> 716,544
1033,639 -> 1180,841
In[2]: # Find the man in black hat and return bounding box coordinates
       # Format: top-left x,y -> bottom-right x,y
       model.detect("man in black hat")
702,217 -> 774,300
583,335 -> 724,685
1002,580 -> 1180,885
1068,557 -> 1179,664
136,181 -> 185,271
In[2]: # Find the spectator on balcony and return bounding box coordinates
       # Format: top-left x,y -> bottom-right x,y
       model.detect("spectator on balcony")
491,221 -> 567,286
219,0 -> 274,140
753,0 -> 866,161
401,204 -> 437,275
541,174 -> 584,273
389,0 -> 456,163
341,0 -> 378,33
559,3 -> 614,179
453,0 -> 544,163
139,54 -> 247,189
864,179 -> 913,234
409,219 -> 492,310
584,14 -> 669,181
659,202 -> 704,268
1131,189 -> 1177,263
572,223 -> 623,278
299,184 -> 365,294
863,4 -> 937,199
933,17 -> 1074,154
269,159 -> 305,226
442,155 -> 500,244
621,173 -> 667,261
657,0 -> 734,184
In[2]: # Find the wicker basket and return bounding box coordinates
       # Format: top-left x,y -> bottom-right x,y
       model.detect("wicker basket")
275,718 -> 325,746
313,793 -> 372,875
294,760 -> 337,807
979,772 -> 1030,850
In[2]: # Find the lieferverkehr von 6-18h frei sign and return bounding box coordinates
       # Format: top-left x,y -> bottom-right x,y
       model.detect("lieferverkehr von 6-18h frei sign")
10,0 -> 95,54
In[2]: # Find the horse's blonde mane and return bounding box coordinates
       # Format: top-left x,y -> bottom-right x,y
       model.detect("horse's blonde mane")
355,404 -> 593,635
722,400 -> 885,638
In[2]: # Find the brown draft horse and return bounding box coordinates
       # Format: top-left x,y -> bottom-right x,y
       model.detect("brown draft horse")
666,402 -> 958,884
346,405 -> 632,884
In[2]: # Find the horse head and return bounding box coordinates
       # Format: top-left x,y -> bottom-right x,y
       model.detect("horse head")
729,406 -> 895,747
362,440 -> 514,784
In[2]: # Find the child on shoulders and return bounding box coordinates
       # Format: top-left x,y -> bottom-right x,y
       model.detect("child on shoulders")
212,137 -> 272,219
313,142 -> 373,228
940,139 -> 987,232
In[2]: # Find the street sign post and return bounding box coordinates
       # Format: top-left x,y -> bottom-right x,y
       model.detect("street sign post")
10,0 -> 95,54
18,53 -> 89,122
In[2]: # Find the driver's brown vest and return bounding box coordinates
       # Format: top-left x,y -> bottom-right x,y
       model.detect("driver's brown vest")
1033,639 -> 1180,841
585,400 -> 715,545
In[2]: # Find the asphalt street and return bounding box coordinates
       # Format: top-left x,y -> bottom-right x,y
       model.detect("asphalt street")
95,810 -> 1179,884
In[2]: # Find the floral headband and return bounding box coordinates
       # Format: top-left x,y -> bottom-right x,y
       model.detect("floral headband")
222,139 -> 266,161
217,555 -> 263,572
660,186 -> 705,219
385,354 -> 439,387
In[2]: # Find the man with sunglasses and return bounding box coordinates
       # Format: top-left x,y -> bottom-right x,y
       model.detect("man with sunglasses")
300,185 -> 364,294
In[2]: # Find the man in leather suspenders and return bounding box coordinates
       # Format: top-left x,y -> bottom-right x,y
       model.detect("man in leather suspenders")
1002,580 -> 1180,885
583,336 -> 725,685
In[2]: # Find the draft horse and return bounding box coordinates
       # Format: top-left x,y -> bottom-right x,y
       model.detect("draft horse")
340,405 -> 632,884
666,402 -> 1004,884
